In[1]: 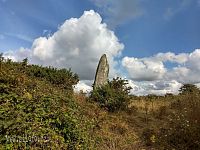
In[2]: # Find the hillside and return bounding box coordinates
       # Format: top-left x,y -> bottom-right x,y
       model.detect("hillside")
0,57 -> 200,150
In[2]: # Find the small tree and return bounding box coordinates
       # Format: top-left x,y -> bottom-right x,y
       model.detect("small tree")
0,53 -> 4,70
22,57 -> 28,66
90,77 -> 132,112
179,84 -> 199,95
6,58 -> 12,64
0,53 -> 4,62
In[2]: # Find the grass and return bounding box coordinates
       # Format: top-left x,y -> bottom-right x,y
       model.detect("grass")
75,92 -> 200,149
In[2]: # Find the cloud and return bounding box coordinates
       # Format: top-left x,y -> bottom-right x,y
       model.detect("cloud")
128,80 -> 182,96
122,49 -> 200,84
122,57 -> 166,81
3,47 -> 32,61
186,49 -> 200,71
196,83 -> 200,88
165,49 -> 200,83
166,67 -> 192,83
73,79 -> 182,96
31,10 -> 124,79
4,10 -> 124,80
73,80 -> 93,94
71,78 -> 183,96
155,52 -> 188,64
91,0 -> 143,28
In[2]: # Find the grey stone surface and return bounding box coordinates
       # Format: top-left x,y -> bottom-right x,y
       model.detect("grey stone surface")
93,54 -> 109,89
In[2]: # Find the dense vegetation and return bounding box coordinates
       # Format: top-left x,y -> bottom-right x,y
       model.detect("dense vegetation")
90,77 -> 132,112
0,55 -> 200,149
0,56 -> 92,149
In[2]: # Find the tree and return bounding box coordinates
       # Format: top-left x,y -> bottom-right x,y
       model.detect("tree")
0,53 -> 4,70
179,84 -> 199,95
0,53 -> 4,62
22,58 -> 28,66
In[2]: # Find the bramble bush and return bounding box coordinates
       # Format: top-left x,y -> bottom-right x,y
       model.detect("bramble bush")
0,58 -> 93,149
90,77 -> 132,112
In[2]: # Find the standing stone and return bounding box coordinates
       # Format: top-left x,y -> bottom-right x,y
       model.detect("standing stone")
93,54 -> 109,89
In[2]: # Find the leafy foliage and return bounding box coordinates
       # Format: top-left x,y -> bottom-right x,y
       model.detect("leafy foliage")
90,77 -> 132,112
0,58 -> 92,149
26,65 -> 79,91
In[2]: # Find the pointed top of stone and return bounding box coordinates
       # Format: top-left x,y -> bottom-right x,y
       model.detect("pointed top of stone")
93,54 -> 109,89
101,54 -> 107,58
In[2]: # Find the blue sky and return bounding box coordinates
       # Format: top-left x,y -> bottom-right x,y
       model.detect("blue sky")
1,0 -> 200,95
0,0 -> 200,57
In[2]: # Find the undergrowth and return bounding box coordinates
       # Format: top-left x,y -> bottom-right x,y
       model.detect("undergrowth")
0,57 -> 93,149
1,56 -> 200,149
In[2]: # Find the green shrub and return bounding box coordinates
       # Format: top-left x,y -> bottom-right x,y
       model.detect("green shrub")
0,59 -> 93,149
0,92 -> 91,149
26,65 -> 79,90
90,77 -> 132,112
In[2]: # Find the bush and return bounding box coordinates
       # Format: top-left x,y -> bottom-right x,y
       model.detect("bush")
90,77 -> 132,112
26,65 -> 79,91
0,92 -> 91,149
0,59 -> 93,149
155,84 -> 200,149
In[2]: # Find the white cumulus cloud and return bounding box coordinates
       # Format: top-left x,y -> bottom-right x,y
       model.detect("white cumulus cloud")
3,47 -> 32,61
122,56 -> 166,81
128,80 -> 182,96
6,10 -> 124,80
73,80 -> 93,94
186,49 -> 200,71
122,49 -> 200,85
31,10 -> 124,80
73,78 -> 182,96
155,52 -> 188,64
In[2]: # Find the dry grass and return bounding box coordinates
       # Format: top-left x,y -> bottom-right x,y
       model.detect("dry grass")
129,96 -> 174,112
74,93 -> 143,149
74,92 -> 200,149
74,93 -> 167,149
